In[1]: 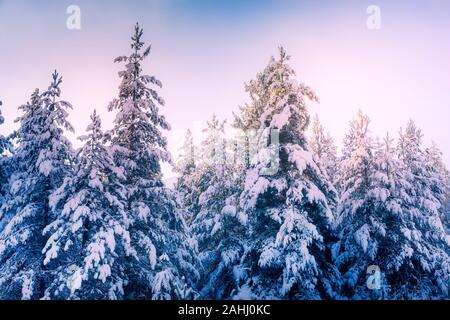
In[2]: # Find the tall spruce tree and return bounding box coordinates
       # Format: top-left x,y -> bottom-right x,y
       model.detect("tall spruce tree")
309,114 -> 338,184
107,23 -> 198,299
189,115 -> 246,299
395,121 -> 450,298
42,110 -> 133,299
0,72 -> 74,299
175,129 -> 199,224
335,114 -> 406,299
424,142 -> 450,225
234,48 -> 339,299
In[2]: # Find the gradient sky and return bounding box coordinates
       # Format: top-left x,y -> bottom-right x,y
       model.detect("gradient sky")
1,0 -> 450,179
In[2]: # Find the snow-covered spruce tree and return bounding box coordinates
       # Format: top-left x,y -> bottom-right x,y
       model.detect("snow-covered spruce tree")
335,112 -> 412,299
309,114 -> 338,185
175,129 -> 199,224
108,23 -> 198,300
424,142 -> 450,225
190,115 -> 228,222
0,72 -> 74,300
394,121 -> 450,298
334,111 -> 377,299
335,114 -> 450,299
0,101 -> 12,206
234,47 -> 339,299
42,110 -> 133,300
189,115 -> 247,299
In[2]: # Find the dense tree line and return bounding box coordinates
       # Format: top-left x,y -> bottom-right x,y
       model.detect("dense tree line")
175,49 -> 450,300
0,25 -> 448,300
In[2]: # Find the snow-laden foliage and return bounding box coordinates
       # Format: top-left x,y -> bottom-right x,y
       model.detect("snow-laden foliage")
0,101 -> 12,206
443,200 -> 450,235
0,28 -> 449,300
187,116 -> 247,299
42,111 -> 133,300
175,129 -> 200,224
231,48 -> 340,299
0,73 -> 74,299
424,142 -> 450,229
336,113 -> 399,299
335,114 -> 450,299
107,23 -> 198,299
0,101 -> 10,157
395,121 -> 450,298
309,114 -> 338,186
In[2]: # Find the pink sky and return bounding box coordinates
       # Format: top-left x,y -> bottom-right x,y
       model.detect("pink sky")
1,0 -> 449,179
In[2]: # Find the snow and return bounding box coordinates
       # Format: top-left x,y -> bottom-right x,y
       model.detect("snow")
69,268 -> 82,295
402,228 -> 412,240
287,145 -> 320,176
21,273 -> 34,300
221,249 -> 240,267
70,219 -> 83,233
269,106 -> 291,129
0,30 -> 449,301
137,203 -> 150,221
73,206 -> 90,221
404,245 -> 414,258
306,184 -> 327,204
354,224 -> 371,253
38,160 -> 53,176
88,175 -> 103,191
104,229 -> 116,252
148,242 -> 157,270
97,264 -> 112,283
221,205 -> 236,217
44,243 -> 59,265
245,176 -> 269,209
369,187 -> 389,202
152,269 -> 174,300
259,245 -> 280,268
211,220 -> 222,235
232,284 -> 254,300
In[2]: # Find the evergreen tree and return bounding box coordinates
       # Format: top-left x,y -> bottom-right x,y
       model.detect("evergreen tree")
0,101 -> 12,206
0,101 -> 9,156
424,142 -> 450,225
235,48 -> 339,299
335,115 -> 450,299
335,110 -> 375,226
175,129 -> 199,224
309,114 -> 338,184
42,110 -> 133,300
190,115 -> 246,299
107,23 -> 198,300
0,72 -> 74,299
335,115 -> 404,299
443,200 -> 450,234
395,121 -> 450,298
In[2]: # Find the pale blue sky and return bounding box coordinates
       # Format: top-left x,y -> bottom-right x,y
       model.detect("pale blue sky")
1,0 -> 449,178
